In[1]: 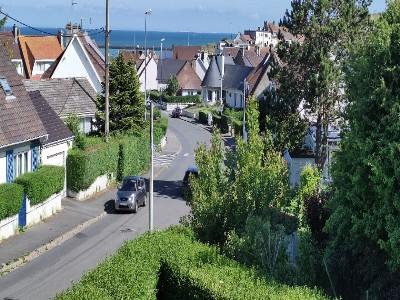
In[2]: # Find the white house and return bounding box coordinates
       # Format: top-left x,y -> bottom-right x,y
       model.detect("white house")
0,43 -> 73,185
244,29 -> 272,47
42,34 -> 105,94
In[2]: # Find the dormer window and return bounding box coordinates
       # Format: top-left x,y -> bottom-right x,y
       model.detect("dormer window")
0,77 -> 14,99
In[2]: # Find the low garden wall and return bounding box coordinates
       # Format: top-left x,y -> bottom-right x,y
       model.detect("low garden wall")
0,165 -> 65,241
67,174 -> 111,201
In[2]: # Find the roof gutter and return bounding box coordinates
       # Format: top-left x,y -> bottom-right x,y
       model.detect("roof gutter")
0,134 -> 49,151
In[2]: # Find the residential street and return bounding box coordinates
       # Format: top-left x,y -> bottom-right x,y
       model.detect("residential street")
0,116 -> 211,300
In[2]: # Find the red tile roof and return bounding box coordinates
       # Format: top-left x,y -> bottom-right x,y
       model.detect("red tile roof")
173,46 -> 201,61
176,61 -> 202,91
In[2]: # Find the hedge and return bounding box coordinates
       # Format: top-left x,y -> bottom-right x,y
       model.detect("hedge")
198,110 -> 209,124
67,118 -> 168,192
212,114 -> 221,128
56,227 -> 328,300
220,114 -> 230,134
232,119 -> 243,137
0,183 -> 24,221
164,95 -> 201,104
15,165 -> 65,205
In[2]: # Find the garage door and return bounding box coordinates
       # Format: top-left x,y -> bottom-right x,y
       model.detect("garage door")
46,152 -> 65,166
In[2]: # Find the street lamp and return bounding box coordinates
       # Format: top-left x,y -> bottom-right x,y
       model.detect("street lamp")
144,8 -> 152,122
160,38 -> 165,103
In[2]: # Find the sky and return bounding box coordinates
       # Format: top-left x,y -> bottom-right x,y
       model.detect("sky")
0,0 -> 388,33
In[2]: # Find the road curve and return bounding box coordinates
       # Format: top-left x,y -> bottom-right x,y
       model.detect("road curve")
0,116 -> 211,300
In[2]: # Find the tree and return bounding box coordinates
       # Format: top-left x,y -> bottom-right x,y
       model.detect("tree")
325,2 -> 400,298
274,0 -> 371,169
165,75 -> 179,96
95,54 -> 144,134
65,114 -> 86,149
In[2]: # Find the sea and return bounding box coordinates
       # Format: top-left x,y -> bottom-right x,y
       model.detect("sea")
12,27 -> 231,57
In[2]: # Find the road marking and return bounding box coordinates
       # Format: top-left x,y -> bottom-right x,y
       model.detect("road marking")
183,153 -> 189,157
154,153 -> 177,167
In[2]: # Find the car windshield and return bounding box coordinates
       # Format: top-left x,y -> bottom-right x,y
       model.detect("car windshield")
120,179 -> 138,191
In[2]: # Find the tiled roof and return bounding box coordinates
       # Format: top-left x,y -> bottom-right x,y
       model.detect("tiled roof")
29,91 -> 74,145
173,46 -> 201,61
24,77 -> 97,118
246,55 -> 271,97
201,56 -> 222,88
120,51 -> 144,70
157,59 -> 186,84
18,35 -> 63,78
176,61 -> 202,91
222,47 -> 240,58
78,35 -> 105,80
0,44 -> 47,149
240,34 -> 253,43
0,32 -> 21,60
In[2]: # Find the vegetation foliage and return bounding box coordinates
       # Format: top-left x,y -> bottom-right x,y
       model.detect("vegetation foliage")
0,183 -> 23,221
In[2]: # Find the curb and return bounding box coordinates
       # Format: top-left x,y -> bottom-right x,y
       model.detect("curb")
0,211 -> 107,276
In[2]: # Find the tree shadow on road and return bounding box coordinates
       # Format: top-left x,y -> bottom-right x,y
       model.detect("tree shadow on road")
153,179 -> 186,201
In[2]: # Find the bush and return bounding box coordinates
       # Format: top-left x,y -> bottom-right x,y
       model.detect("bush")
0,183 -> 24,220
149,90 -> 161,100
232,119 -> 243,137
164,95 -> 201,104
15,166 -> 65,205
198,110 -> 209,124
65,114 -> 86,150
56,227 -> 328,300
212,114 -> 221,128
220,114 -> 230,133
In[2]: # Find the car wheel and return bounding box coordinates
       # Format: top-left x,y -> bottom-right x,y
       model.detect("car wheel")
133,201 -> 138,213
142,195 -> 147,207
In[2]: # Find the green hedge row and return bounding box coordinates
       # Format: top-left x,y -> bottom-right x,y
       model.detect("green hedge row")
67,118 -> 168,192
15,165 -> 65,205
0,183 -> 24,220
164,95 -> 201,104
56,227 -> 328,300
198,110 -> 209,124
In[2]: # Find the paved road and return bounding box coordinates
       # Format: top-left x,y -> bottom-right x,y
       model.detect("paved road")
0,117 -> 211,300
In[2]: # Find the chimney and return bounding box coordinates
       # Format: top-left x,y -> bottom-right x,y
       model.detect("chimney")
58,30 -> 64,48
12,24 -> 19,43
256,46 -> 260,56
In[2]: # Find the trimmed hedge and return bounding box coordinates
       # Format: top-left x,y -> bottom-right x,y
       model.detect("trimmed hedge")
198,110 -> 209,124
56,227 -> 328,300
212,114 -> 221,128
0,183 -> 23,220
67,118 -> 168,192
220,114 -> 230,134
164,95 -> 201,104
232,119 -> 243,137
15,165 -> 64,205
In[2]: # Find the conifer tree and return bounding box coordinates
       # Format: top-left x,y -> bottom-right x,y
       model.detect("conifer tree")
95,54 -> 145,134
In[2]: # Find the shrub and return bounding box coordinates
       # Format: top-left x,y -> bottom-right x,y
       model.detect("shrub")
212,114 -> 221,128
15,166 -> 64,205
164,95 -> 201,104
232,119 -> 243,137
0,183 -> 23,220
198,110 -> 208,124
65,114 -> 86,150
56,227 -> 328,300
149,90 -> 161,100
220,114 -> 230,133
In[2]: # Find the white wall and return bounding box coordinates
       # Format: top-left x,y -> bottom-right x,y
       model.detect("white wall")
226,89 -> 244,108
52,38 -> 102,93
289,158 -> 315,187
12,59 -> 25,77
32,60 -> 54,76
138,58 -> 158,92
41,142 -> 70,167
0,151 -> 6,184
182,89 -> 200,96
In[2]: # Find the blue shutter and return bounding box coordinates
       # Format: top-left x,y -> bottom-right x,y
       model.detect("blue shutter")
18,193 -> 27,228
31,146 -> 39,171
6,150 -> 14,183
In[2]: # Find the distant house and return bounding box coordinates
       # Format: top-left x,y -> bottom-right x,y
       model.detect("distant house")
244,28 -> 272,47
18,35 -> 63,80
24,77 -> 97,134
121,50 -> 158,92
0,26 -> 24,77
42,34 -> 105,94
157,59 -> 202,96
0,43 -> 73,184
172,46 -> 201,61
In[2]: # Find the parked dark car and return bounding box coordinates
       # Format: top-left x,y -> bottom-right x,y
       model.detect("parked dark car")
183,166 -> 199,187
115,176 -> 147,213
171,107 -> 182,118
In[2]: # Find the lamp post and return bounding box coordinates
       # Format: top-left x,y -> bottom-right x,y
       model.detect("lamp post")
160,38 -> 165,103
144,9 -> 152,122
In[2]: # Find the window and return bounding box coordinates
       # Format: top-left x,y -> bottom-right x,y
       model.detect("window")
0,78 -> 13,97
208,90 -> 212,101
13,150 -> 30,178
24,152 -> 28,173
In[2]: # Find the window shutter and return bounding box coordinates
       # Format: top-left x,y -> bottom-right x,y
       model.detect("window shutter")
31,146 -> 40,171
6,150 -> 14,183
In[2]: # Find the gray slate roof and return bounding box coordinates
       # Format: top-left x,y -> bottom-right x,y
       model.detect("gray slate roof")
0,44 -> 47,149
157,59 -> 186,84
202,56 -> 253,90
0,32 -> 21,60
29,91 -> 74,145
24,78 -> 97,118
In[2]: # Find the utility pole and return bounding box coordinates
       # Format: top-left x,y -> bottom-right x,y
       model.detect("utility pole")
144,9 -> 152,122
104,0 -> 110,142
149,100 -> 154,232
160,38 -> 165,103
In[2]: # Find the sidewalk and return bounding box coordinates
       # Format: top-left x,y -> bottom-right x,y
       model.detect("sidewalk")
0,129 -> 180,272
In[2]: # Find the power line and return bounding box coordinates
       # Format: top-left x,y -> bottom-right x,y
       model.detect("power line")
0,9 -> 104,37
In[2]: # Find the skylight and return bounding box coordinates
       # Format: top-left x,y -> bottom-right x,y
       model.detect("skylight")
0,77 -> 14,97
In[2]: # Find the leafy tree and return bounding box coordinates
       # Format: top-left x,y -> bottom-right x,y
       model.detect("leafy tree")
95,54 -> 144,134
0,10 -> 6,30
274,0 -> 371,169
325,2 -> 400,298
165,75 -> 179,96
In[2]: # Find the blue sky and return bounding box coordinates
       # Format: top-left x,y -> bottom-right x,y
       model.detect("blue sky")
1,0 -> 388,33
